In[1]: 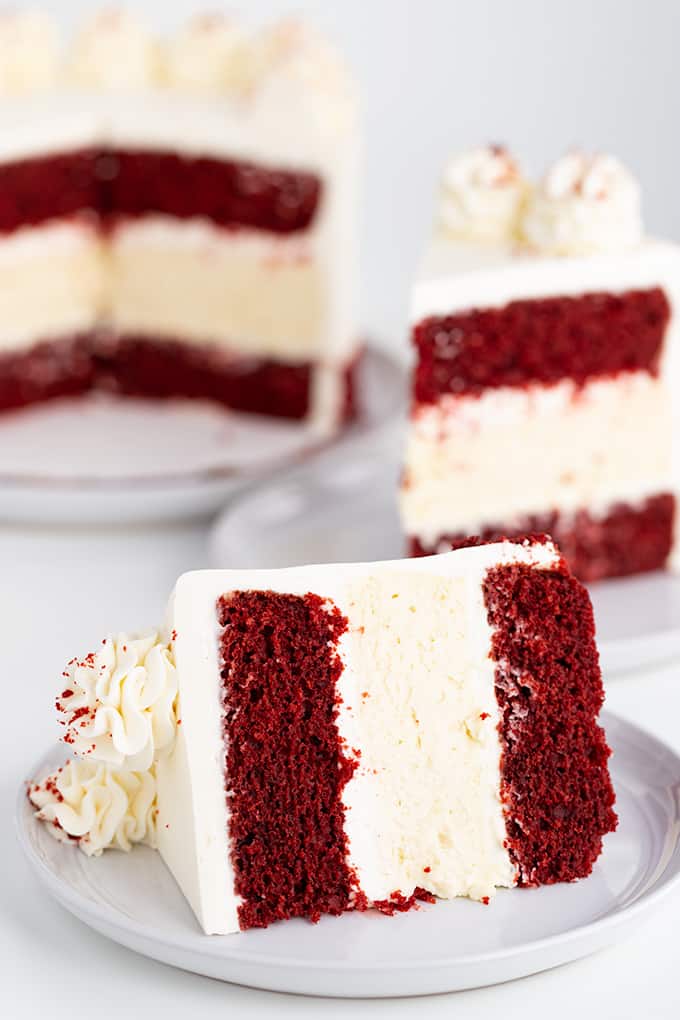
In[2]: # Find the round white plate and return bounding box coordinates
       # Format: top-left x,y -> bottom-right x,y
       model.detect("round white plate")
16,713 -> 680,997
210,452 -> 680,677
0,346 -> 405,525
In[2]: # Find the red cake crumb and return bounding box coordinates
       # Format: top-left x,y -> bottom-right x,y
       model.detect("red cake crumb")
409,494 -> 675,581
373,887 -> 435,915
412,288 -> 670,401
0,149 -> 321,235
483,562 -> 617,886
217,590 -> 362,930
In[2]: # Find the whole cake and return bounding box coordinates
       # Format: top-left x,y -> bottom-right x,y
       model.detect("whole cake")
401,146 -> 680,580
0,10 -> 359,430
30,538 -> 616,934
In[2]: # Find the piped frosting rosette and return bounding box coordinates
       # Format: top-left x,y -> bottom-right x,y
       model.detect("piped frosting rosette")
56,630 -> 177,772
30,629 -> 176,855
438,146 -> 643,257
29,759 -> 158,857
438,145 -> 528,244
522,151 -> 643,256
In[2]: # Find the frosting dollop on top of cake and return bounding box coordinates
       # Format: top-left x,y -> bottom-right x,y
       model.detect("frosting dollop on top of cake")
249,19 -> 357,128
164,13 -> 251,93
56,630 -> 177,772
438,146 -> 528,244
522,152 -> 643,255
0,9 -> 59,93
28,758 -> 158,856
66,8 -> 162,89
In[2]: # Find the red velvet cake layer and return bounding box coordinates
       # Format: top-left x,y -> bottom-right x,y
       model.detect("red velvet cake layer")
0,149 -> 321,235
0,336 -> 95,412
0,334 -> 359,421
0,150 -> 98,232
413,288 -> 670,401
483,561 -> 617,885
409,493 -> 675,582
217,590 -> 360,930
103,151 -> 321,234
95,336 -> 358,422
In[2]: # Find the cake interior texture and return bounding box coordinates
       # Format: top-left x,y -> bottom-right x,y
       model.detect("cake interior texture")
161,545 -> 616,933
217,590 -> 358,929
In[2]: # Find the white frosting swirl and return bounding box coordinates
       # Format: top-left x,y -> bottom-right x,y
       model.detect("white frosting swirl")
66,8 -> 161,89
57,630 -> 177,772
0,10 -> 59,93
439,146 -> 527,244
522,152 -> 643,255
250,19 -> 356,127
164,13 -> 250,93
29,759 -> 158,857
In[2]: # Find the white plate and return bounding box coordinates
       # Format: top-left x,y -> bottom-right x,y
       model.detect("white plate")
16,714 -> 680,997
210,452 -> 680,677
0,346 -> 405,525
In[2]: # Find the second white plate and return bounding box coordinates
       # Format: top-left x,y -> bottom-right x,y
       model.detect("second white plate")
211,451 -> 680,677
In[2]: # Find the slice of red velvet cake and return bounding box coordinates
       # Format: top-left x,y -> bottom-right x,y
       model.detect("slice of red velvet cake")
401,146 -> 680,580
0,10 -> 359,431
30,538 -> 616,934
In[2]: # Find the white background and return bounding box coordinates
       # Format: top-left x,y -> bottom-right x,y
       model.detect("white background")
4,1 -> 680,1017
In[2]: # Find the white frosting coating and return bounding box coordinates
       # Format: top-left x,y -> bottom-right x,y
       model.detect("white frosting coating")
439,146 -> 527,244
57,631 -> 177,773
0,14 -> 355,157
29,758 -> 158,856
66,9 -> 162,90
0,10 -> 58,93
522,152 -> 642,255
158,541 -> 558,934
412,236 -> 680,322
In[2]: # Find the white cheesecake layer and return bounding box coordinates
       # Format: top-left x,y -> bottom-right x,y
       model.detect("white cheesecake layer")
337,568 -> 516,902
402,373 -> 671,545
107,217 -> 325,360
0,221 -> 104,349
158,541 -> 559,935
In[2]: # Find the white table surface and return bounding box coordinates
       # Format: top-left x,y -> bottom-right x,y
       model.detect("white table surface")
3,519 -> 680,1019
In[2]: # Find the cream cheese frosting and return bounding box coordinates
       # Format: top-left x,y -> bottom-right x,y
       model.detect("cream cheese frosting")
66,8 -> 162,89
57,630 -> 177,772
522,151 -> 643,255
0,9 -> 59,93
29,758 -> 158,856
164,14 -> 251,94
438,145 -> 527,244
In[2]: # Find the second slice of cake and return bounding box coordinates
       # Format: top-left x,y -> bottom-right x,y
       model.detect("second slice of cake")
401,147 -> 680,581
